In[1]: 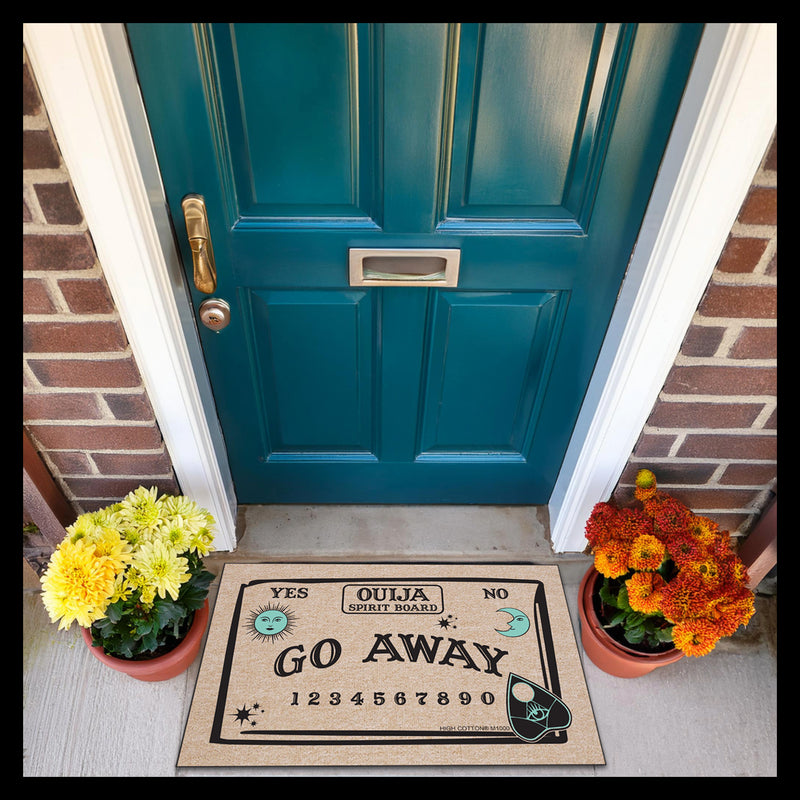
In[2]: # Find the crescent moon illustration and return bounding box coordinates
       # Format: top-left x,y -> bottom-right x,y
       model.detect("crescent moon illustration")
495,608 -> 531,637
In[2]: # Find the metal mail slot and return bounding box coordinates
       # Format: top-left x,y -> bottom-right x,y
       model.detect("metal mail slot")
349,248 -> 460,287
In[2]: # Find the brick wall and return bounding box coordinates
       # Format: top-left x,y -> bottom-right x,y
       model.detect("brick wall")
614,134 -> 777,541
23,46 -> 179,522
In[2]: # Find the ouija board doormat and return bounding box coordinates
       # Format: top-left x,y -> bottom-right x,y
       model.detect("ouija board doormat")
178,563 -> 604,767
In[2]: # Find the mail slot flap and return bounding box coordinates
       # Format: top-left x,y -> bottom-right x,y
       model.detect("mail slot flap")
349,248 -> 460,287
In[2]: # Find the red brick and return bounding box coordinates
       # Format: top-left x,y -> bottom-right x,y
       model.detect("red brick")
715,236 -> 769,274
708,513 -> 752,535
45,450 -> 94,475
27,357 -> 142,389
668,487 -> 762,510
64,477 -> 178,501
26,423 -> 164,451
23,278 -> 56,314
35,183 -> 84,226
23,129 -> 60,169
631,434 -> 676,457
719,463 -> 777,486
23,320 -> 128,353
76,477 -> 181,509
664,365 -> 776,395
103,392 -> 154,421
58,278 -> 116,314
738,186 -> 776,226
91,451 -> 173,475
23,392 -> 103,420
647,401 -> 761,429
677,433 -> 777,460
23,233 -> 96,271
699,284 -> 776,319
618,462 -> 718,486
680,325 -> 726,357
729,327 -> 777,359
23,62 -> 42,116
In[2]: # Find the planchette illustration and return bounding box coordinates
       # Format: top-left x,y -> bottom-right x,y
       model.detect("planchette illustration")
506,672 -> 572,743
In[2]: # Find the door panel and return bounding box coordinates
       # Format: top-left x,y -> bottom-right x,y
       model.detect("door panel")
445,23 -> 622,226
212,23 -> 380,224
244,289 -> 376,457
418,291 -> 566,458
126,22 -> 703,504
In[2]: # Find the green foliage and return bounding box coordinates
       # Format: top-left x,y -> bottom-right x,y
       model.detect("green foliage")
90,554 -> 214,660
599,573 -> 674,650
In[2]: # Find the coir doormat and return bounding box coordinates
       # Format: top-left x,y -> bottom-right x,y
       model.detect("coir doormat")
178,563 -> 604,767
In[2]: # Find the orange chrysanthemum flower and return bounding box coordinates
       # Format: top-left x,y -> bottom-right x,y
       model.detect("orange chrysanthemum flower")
729,555 -> 751,586
634,469 -> 658,501
593,540 -> 630,579
708,592 -> 756,638
687,514 -> 720,546
650,495 -> 693,535
617,507 -> 654,541
665,530 -> 703,567
672,618 -> 721,657
628,533 -> 666,571
660,572 -> 709,623
626,571 -> 666,614
584,502 -> 619,549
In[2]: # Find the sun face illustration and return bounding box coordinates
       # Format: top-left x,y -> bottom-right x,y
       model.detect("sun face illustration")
244,603 -> 298,643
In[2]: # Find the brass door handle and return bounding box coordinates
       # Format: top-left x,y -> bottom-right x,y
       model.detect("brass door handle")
181,194 -> 217,294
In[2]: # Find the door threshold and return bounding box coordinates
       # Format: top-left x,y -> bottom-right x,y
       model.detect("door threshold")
207,504 -> 589,565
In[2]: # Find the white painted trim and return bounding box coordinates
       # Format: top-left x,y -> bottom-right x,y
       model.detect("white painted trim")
23,23 -> 238,550
548,23 -> 777,551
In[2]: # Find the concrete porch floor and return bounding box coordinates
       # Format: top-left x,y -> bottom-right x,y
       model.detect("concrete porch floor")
23,505 -> 777,778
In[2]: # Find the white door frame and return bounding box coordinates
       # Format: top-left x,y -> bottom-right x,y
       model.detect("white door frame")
23,23 -> 776,553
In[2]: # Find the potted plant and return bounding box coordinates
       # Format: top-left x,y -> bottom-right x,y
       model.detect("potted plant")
578,469 -> 755,678
39,486 -> 216,681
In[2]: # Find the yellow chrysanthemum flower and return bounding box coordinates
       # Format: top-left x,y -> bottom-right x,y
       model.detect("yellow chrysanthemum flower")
116,486 -> 165,537
162,495 -> 209,533
40,538 -> 117,630
188,525 -> 216,557
108,572 -> 134,604
84,528 -> 133,574
131,539 -> 190,601
156,518 -> 193,554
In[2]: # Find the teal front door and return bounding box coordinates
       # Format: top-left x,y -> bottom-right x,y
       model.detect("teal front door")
127,23 -> 702,504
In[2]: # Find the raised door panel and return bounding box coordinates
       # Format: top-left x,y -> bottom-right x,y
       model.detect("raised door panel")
205,22 -> 381,227
417,291 -> 567,458
243,289 -> 377,458
443,23 -> 632,232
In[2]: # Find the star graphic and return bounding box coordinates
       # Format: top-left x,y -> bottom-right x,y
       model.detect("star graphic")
437,614 -> 457,630
232,705 -> 254,726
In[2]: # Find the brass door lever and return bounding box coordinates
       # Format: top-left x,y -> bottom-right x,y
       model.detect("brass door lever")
181,194 -> 217,294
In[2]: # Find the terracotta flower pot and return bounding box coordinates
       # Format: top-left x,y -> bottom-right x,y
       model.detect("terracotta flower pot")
81,600 -> 209,682
578,567 -> 683,678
